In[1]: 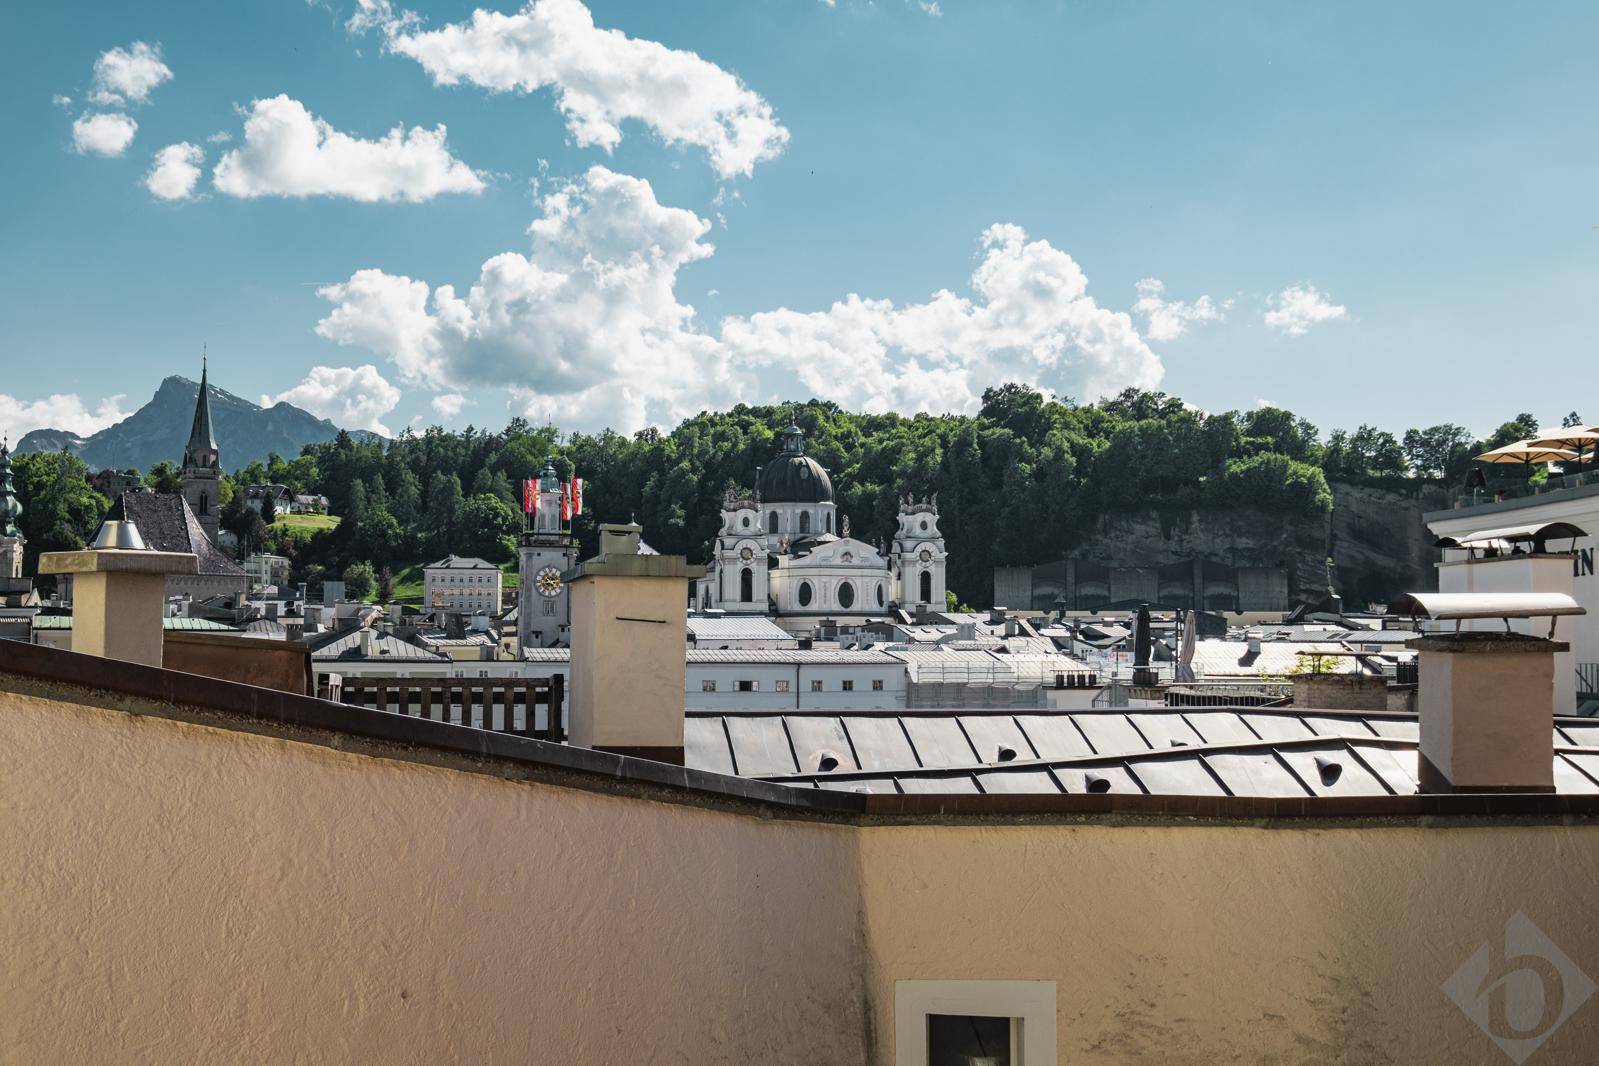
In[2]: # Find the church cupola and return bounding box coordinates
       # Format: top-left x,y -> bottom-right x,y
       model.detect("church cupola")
0,438 -> 24,582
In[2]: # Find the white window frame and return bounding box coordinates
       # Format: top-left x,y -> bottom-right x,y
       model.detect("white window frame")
895,980 -> 1055,1065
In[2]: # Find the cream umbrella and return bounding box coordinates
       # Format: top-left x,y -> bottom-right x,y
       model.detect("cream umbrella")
1474,441 -> 1579,464
1521,428 -> 1599,473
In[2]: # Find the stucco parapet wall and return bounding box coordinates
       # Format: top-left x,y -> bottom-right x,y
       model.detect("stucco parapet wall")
1407,633 -> 1571,654
563,554 -> 705,581
7,639 -> 1599,827
38,547 -> 198,576
1424,477 -> 1599,522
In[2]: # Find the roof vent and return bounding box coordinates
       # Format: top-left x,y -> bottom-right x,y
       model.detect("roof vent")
1168,738 -> 1187,748
816,751 -> 841,773
1314,755 -> 1343,787
995,745 -> 1018,763
1084,773 -> 1112,794
89,519 -> 147,551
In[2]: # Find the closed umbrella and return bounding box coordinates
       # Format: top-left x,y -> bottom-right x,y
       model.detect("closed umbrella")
1176,609 -> 1197,683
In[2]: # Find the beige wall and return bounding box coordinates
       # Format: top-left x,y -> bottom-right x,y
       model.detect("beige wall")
0,689 -> 866,1065
859,823 -> 1599,1062
568,573 -> 686,754
5,684 -> 1599,1064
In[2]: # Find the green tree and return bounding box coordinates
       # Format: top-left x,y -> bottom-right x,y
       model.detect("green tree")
144,460 -> 181,494
342,560 -> 377,600
12,451 -> 108,576
1401,424 -> 1474,481
460,493 -> 522,561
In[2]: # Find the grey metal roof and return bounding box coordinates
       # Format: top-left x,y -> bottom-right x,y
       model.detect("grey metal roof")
686,649 -> 900,665
521,647 -> 572,661
309,630 -> 449,662
685,706 -> 1439,781
687,615 -> 794,641
425,555 -> 499,570
694,710 -> 1599,797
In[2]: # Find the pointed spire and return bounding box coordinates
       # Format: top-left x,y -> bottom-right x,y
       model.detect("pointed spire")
184,355 -> 217,462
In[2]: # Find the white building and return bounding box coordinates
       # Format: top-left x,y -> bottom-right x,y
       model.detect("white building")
244,553 -> 290,589
423,555 -> 503,614
686,614 -> 797,650
686,649 -> 906,710
696,425 -> 949,631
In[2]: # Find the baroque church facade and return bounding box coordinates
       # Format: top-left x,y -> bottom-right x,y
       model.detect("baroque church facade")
696,425 -> 947,630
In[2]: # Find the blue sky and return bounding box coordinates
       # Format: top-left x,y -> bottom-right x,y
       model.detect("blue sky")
2,1 -> 1596,442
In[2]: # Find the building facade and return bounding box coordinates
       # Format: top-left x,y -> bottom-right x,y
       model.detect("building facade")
244,553 -> 291,590
695,426 -> 950,631
516,462 -> 576,650
423,555 -> 503,614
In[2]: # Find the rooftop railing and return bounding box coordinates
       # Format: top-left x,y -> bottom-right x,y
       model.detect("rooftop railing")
1451,469 -> 1599,509
331,675 -> 566,740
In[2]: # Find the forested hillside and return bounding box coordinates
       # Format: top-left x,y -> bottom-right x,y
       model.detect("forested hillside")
11,385 -> 1558,605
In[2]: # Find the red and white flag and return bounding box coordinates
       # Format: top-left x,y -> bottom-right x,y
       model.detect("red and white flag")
561,480 -> 573,522
521,478 -> 535,515
571,477 -> 583,515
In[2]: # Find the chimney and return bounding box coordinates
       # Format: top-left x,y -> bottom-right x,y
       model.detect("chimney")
1393,592 -> 1584,794
566,524 -> 704,764
38,519 -> 198,668
358,627 -> 375,659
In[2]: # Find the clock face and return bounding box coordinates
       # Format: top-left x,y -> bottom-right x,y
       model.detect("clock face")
535,566 -> 562,598
739,546 -> 755,561
918,548 -> 933,563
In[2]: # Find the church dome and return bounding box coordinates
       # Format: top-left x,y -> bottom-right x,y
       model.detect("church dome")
757,425 -> 834,504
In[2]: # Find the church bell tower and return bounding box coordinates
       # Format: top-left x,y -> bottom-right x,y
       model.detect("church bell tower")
517,460 -> 577,650
180,357 -> 221,545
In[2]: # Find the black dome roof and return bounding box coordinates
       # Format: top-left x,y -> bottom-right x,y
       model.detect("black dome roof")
757,425 -> 834,504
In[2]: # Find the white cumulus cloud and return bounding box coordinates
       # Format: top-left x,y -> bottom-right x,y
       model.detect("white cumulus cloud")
264,364 -> 402,435
431,393 -> 468,418
1132,278 -> 1230,342
72,112 -> 138,156
351,0 -> 788,179
212,94 -> 485,202
0,392 -> 128,444
315,166 -> 1161,433
145,142 -> 205,200
91,42 -> 173,106
1263,283 -> 1346,337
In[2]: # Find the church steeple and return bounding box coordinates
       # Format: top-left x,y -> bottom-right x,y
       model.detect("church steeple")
183,355 -> 218,468
0,437 -> 24,581
180,355 -> 222,544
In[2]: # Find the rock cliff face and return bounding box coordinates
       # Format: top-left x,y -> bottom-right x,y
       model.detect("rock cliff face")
15,376 -> 377,473
1054,482 -> 1443,608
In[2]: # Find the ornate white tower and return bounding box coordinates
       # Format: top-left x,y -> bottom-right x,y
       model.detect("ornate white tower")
707,490 -> 769,613
517,460 -> 576,650
891,495 -> 948,610
180,358 -> 221,545
0,438 -> 24,581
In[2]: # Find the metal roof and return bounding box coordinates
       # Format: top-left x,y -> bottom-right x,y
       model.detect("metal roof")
425,555 -> 499,570
309,630 -> 449,661
688,708 -> 1599,797
687,615 -> 794,641
1388,592 -> 1585,621
686,649 -> 900,665
28,615 -> 239,631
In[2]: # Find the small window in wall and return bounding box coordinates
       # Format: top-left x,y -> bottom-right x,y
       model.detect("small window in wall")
896,981 -> 1056,1066
810,679 -> 823,692
702,680 -> 717,692
543,600 -> 556,615
842,679 -> 855,692
768,511 -> 779,534
798,581 -> 814,608
799,510 -> 812,534
735,680 -> 759,692
775,680 -> 791,692
872,679 -> 885,691
838,581 -> 855,609
826,512 -> 834,533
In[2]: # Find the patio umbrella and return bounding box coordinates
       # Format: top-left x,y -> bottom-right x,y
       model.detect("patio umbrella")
1521,428 -> 1599,473
1474,441 -> 1580,464
1175,609 -> 1197,683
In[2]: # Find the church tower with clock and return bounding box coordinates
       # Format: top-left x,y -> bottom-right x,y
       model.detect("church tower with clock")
890,496 -> 947,611
516,460 -> 576,650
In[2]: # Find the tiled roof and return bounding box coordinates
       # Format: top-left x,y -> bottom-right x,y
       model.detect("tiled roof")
106,492 -> 246,578
687,708 -> 1599,797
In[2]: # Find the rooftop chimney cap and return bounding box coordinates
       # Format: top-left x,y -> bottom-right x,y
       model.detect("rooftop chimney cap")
89,519 -> 147,551
1388,591 -> 1585,622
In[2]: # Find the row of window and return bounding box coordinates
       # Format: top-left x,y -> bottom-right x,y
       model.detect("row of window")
741,510 -> 835,535
430,574 -> 496,584
700,679 -> 886,692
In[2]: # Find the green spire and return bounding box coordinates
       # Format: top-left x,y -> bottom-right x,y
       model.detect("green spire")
184,356 -> 217,463
0,438 -> 21,538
